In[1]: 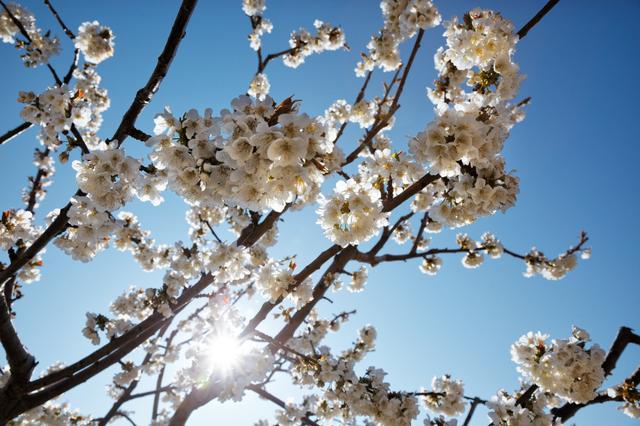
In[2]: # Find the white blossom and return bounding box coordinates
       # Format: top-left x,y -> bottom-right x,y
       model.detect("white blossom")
248,73 -> 270,101
75,21 -> 115,64
511,327 -> 606,403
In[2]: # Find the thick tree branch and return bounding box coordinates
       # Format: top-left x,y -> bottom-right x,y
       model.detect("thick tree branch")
271,246 -> 357,348
0,204 -> 282,422
129,127 -> 151,142
551,392 -> 623,422
383,173 -> 440,212
0,290 -> 35,387
0,201 -> 73,288
601,327 -> 640,376
240,244 -> 342,339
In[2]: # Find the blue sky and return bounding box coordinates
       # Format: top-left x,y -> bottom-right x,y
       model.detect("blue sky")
0,1 -> 638,425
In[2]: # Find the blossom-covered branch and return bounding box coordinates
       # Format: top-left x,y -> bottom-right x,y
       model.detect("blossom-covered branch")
2,0 -> 634,425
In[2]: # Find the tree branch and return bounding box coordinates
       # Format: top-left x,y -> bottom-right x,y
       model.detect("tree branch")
111,0 -> 198,146
332,69 -> 372,145
0,0 -> 62,85
248,384 -> 321,426
0,290 -> 36,415
43,0 -> 75,39
240,243 -> 342,338
463,397 -> 484,426
551,327 -> 640,422
342,29 -> 423,165
0,0 -> 200,318
271,246 -> 357,348
517,0 -> 561,40
0,122 -> 31,146
96,321 -> 172,426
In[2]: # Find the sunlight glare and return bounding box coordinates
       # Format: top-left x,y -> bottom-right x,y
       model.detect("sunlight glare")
208,332 -> 244,373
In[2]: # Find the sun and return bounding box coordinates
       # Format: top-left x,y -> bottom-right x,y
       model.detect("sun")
207,332 -> 244,373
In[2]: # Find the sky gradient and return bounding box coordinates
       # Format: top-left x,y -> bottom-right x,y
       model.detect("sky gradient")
0,1 -> 638,425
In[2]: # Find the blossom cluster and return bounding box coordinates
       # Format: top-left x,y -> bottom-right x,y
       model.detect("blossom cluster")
348,265 -> 368,292
73,144 -> 143,211
511,326 -> 606,404
52,141 -> 171,262
282,20 -> 346,69
289,325 -> 423,426
0,3 -> 60,67
407,10 -> 525,229
19,67 -> 110,149
256,259 -> 306,304
242,0 -> 266,17
316,179 -> 389,247
53,196 -> 119,262
248,16 -> 272,51
608,380 -> 640,419
183,345 -> 274,403
422,375 -> 465,416
0,209 -> 38,251
74,21 -> 115,64
247,73 -> 270,101
53,145 -> 164,262
323,96 -> 393,134
487,388 -> 560,426
149,95 -> 337,213
428,9 -> 523,110
356,0 -> 441,75
523,246 -> 590,280
0,209 -> 43,283
285,322 -> 471,425
243,0 -> 272,51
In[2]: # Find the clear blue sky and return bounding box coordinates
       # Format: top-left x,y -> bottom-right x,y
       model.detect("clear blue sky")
0,1 -> 638,425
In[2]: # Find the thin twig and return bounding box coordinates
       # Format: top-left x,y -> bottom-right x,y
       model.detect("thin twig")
0,122 -> 32,146
463,397 -> 483,426
332,70 -> 373,145
517,0 -> 561,39
43,0 -> 75,39
0,0 -> 62,84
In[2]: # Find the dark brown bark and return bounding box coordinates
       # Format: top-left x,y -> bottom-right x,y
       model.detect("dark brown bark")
0,122 -> 32,146
111,0 -> 198,146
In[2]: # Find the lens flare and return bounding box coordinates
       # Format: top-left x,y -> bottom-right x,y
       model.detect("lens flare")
207,332 -> 243,373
